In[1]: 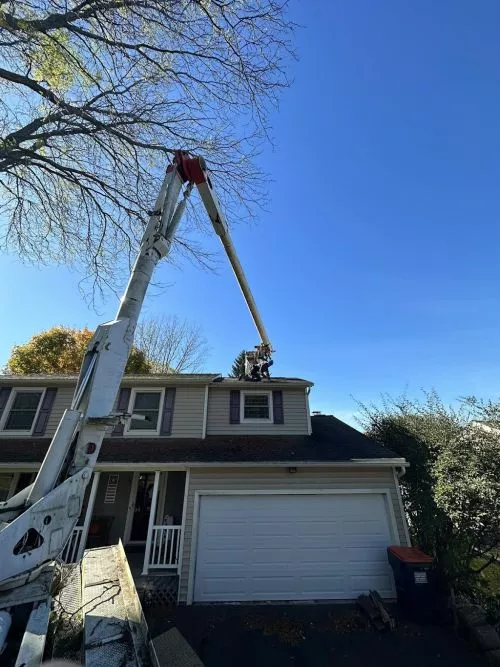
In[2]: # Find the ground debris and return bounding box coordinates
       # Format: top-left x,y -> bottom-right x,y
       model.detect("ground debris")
243,608 -> 372,644
318,609 -> 372,634
244,613 -> 307,645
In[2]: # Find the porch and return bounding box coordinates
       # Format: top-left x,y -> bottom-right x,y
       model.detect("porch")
61,469 -> 187,578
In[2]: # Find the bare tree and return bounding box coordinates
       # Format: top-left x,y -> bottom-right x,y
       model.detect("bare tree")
0,1 -> 294,294
134,315 -> 209,373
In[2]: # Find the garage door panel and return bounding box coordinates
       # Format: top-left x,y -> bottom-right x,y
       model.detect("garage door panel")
344,546 -> 388,562
201,550 -> 249,565
201,578 -> 247,599
194,494 -> 395,602
342,524 -> 389,539
201,534 -> 250,548
296,523 -> 342,537
297,549 -> 344,563
252,522 -> 298,537
297,576 -> 347,597
252,547 -> 302,563
252,576 -> 297,595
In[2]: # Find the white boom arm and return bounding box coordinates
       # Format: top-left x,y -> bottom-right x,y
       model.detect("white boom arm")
188,155 -> 272,357
0,151 -> 271,589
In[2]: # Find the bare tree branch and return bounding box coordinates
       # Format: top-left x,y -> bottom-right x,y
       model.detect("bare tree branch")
0,0 -> 295,298
134,315 -> 210,373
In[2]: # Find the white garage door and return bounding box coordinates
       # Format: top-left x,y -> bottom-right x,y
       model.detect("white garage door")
193,493 -> 396,602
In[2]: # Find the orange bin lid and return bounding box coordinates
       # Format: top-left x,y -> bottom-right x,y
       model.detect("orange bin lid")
388,545 -> 433,564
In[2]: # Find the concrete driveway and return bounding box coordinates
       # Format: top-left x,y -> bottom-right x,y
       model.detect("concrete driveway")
146,604 -> 485,667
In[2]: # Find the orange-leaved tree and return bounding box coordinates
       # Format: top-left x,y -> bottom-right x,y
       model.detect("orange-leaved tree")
5,326 -> 151,374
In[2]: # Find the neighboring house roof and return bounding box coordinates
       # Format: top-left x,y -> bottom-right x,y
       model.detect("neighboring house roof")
0,374 -> 313,388
0,415 -> 403,465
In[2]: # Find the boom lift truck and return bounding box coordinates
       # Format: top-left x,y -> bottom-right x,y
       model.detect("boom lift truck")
0,151 -> 273,658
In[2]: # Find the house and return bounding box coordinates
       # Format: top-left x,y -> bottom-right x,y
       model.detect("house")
0,373 -> 410,604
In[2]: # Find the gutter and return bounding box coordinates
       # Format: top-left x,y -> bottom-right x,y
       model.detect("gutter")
0,459 -> 407,472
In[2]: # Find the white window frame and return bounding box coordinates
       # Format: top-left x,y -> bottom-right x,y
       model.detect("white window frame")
0,387 -> 46,435
125,387 -> 165,436
240,390 -> 273,423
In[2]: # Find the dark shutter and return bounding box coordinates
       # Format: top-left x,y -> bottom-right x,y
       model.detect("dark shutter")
112,387 -> 131,436
273,390 -> 284,424
0,387 -> 12,423
33,388 -> 57,436
160,388 -> 176,436
230,390 -> 240,424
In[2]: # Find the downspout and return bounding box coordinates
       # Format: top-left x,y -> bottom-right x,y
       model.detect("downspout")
305,387 -> 312,435
202,385 -> 209,439
393,465 -> 411,546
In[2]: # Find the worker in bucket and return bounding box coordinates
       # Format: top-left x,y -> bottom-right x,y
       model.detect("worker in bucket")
259,356 -> 273,380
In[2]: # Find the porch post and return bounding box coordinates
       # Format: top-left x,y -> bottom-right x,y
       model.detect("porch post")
142,470 -> 160,575
155,471 -> 168,524
176,469 -> 190,577
7,472 -> 20,500
77,471 -> 100,560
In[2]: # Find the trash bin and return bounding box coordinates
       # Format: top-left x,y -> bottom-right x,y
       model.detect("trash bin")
387,546 -> 436,623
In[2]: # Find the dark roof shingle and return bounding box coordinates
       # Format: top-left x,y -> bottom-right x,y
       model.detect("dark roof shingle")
0,415 -> 401,465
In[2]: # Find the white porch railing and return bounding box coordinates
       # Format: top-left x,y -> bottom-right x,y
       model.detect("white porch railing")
148,526 -> 182,569
61,526 -> 84,563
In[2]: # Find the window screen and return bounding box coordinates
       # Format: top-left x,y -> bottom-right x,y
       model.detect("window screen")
243,394 -> 270,419
129,391 -> 161,430
4,391 -> 42,431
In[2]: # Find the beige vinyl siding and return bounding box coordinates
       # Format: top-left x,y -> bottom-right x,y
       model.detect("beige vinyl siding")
0,384 -> 206,439
206,388 -> 309,435
46,386 -> 75,436
122,385 -> 205,438
170,387 -> 205,438
178,466 -> 409,603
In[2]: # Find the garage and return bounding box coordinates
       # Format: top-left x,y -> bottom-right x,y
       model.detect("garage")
193,492 -> 396,602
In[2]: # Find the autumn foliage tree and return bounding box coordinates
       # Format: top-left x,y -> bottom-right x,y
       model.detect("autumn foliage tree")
5,326 -> 151,374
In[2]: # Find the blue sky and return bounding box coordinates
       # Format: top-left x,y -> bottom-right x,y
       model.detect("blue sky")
2,0 -> 500,425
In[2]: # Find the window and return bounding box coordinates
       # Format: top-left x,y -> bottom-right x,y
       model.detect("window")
128,390 -> 162,432
2,390 -> 43,432
242,392 -> 272,421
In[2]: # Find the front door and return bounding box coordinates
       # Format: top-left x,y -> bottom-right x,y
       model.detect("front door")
130,472 -> 155,542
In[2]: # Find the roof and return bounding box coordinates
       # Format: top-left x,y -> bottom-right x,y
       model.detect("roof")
0,374 -> 313,388
222,377 -> 312,384
0,373 -> 220,386
0,416 -> 402,465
